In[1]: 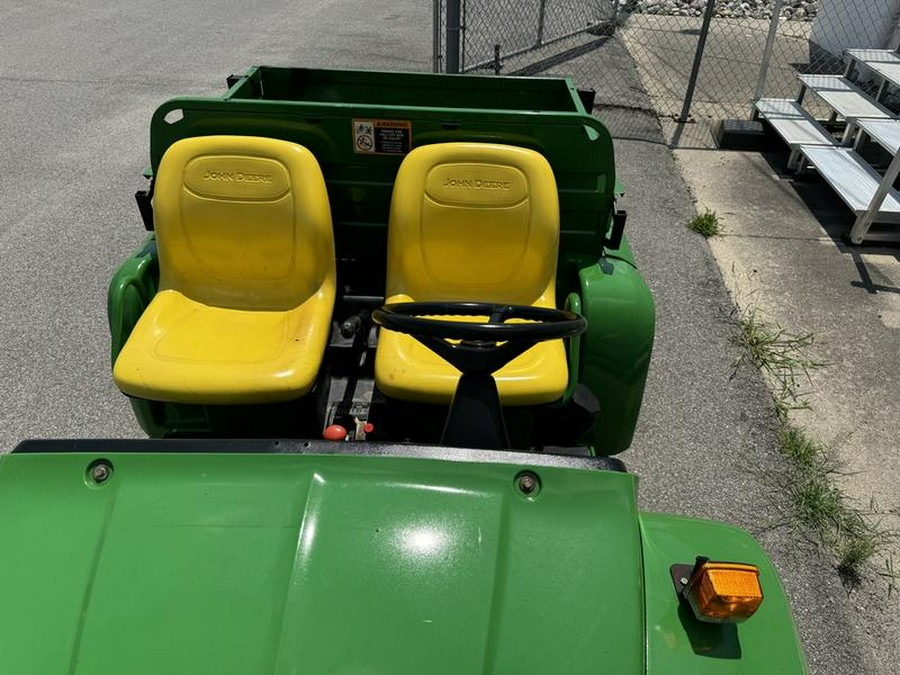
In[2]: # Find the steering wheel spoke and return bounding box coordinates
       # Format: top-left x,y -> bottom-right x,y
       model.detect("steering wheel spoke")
418,334 -> 534,375
488,305 -> 514,325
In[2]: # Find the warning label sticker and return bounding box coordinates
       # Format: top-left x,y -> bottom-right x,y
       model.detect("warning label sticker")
352,119 -> 411,155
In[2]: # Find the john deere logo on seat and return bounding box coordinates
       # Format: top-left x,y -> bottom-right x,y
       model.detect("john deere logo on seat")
186,156 -> 289,200
426,164 -> 525,206
202,171 -> 273,183
443,178 -> 511,190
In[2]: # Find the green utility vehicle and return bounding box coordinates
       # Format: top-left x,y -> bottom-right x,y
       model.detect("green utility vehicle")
0,67 -> 807,673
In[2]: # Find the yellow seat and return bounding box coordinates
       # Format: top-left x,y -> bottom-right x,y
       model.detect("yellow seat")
113,136 -> 335,405
375,142 -> 567,406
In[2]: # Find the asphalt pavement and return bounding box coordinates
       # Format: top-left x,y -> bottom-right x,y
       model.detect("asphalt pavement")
0,1 -> 883,672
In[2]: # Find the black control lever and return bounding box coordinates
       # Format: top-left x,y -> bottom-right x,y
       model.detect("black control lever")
340,309 -> 371,339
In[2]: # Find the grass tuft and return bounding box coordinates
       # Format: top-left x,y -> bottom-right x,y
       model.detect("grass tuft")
776,424 -> 888,581
731,305 -> 825,420
731,304 -> 892,580
777,425 -> 819,468
687,209 -> 721,238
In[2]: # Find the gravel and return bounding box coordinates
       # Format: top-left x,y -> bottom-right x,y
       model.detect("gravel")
617,0 -> 818,20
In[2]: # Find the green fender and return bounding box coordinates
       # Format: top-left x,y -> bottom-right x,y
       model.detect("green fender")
107,236 -> 170,437
107,235 -> 158,366
640,513 -> 808,674
577,256 -> 655,455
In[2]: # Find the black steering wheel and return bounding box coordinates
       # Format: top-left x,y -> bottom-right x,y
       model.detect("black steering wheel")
373,301 -> 585,373
372,301 -> 588,449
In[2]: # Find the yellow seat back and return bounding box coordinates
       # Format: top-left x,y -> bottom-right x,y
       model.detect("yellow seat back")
386,142 -> 559,306
155,135 -> 334,309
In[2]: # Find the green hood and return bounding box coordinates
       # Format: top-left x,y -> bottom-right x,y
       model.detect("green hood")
0,443 -> 643,674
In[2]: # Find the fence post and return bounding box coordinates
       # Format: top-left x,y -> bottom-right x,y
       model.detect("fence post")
679,0 -> 716,122
750,0 -> 784,116
536,0 -> 548,47
446,0 -> 463,73
433,0 -> 442,73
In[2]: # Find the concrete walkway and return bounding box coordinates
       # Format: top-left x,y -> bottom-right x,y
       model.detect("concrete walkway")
673,133 -> 900,543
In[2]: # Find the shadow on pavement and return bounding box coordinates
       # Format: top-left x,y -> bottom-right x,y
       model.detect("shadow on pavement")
758,150 -> 900,287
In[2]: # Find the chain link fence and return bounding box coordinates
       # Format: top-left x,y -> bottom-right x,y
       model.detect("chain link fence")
434,0 -> 899,130
458,1 -> 617,73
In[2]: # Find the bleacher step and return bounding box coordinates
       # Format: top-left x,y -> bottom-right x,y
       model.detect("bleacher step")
797,75 -> 892,121
800,145 -> 900,221
845,49 -> 900,65
755,99 -> 835,148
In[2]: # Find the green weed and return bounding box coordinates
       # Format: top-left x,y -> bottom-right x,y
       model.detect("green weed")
687,209 -> 721,238
731,305 -> 825,420
731,304 -> 891,580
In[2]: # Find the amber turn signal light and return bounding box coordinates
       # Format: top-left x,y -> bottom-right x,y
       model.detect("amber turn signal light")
672,557 -> 763,623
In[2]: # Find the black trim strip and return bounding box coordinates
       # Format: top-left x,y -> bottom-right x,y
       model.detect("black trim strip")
12,439 -> 626,472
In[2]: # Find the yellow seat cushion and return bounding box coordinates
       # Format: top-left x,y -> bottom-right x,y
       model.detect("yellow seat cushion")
113,135 -> 335,404
113,289 -> 333,404
374,142 -> 566,406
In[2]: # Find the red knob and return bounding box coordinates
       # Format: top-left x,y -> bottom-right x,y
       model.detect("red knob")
323,424 -> 348,441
